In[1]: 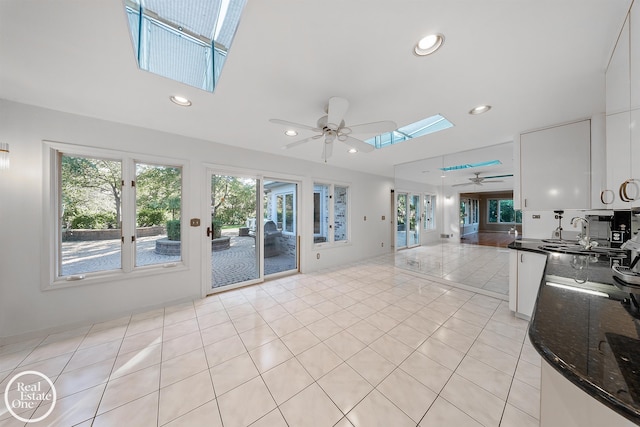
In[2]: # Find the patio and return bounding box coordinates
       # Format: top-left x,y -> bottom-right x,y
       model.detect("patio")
61,231 -> 297,289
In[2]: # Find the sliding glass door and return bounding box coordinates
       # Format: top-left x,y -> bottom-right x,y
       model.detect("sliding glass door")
209,173 -> 260,291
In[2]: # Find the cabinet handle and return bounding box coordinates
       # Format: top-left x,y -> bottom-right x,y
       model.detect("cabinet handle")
600,189 -> 614,205
620,179 -> 639,202
520,253 -> 524,263
524,198 -> 527,208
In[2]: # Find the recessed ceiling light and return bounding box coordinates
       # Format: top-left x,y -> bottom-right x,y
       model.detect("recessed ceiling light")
285,130 -> 298,137
170,95 -> 192,107
469,105 -> 491,115
348,148 -> 358,154
414,34 -> 444,56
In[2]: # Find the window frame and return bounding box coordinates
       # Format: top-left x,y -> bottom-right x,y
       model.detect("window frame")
42,141 -> 188,290
487,198 -> 521,224
273,189 -> 295,235
422,194 -> 436,231
313,181 -> 351,247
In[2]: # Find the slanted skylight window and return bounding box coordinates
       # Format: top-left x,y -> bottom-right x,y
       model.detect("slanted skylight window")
124,0 -> 247,92
440,160 -> 502,172
365,114 -> 453,149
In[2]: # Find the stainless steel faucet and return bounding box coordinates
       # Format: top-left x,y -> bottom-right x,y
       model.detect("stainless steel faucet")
571,216 -> 596,250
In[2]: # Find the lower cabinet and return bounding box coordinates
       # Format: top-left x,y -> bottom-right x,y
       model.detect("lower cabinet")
541,361 -> 635,426
509,250 -> 547,319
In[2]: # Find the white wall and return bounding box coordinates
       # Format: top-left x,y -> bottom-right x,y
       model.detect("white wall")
0,100 -> 393,339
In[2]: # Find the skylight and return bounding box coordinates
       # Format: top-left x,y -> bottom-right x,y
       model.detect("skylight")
124,0 -> 247,92
440,160 -> 502,172
365,114 -> 453,149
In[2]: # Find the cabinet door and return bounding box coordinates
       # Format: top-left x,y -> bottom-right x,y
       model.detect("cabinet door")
520,120 -> 591,210
606,111 -> 632,209
631,109 -> 640,209
517,251 -> 547,319
509,250 -> 518,312
607,15 -> 630,114
631,5 -> 640,109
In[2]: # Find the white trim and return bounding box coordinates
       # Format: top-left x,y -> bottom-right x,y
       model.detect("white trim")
41,140 -> 188,290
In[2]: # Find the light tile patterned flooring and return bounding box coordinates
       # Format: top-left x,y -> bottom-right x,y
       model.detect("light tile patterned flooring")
0,255 -> 540,427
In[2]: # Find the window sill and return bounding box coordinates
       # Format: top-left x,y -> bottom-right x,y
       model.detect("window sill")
43,262 -> 188,291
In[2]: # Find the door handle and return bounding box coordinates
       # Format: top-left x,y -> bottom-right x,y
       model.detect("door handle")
206,227 -> 213,239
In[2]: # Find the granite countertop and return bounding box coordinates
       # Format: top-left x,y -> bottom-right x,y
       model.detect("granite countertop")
508,240 -> 640,423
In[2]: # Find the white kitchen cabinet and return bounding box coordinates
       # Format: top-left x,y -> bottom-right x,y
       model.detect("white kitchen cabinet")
509,250 -> 547,319
631,5 -> 640,109
607,14 -> 630,114
606,111 -> 632,209
520,120 -> 591,211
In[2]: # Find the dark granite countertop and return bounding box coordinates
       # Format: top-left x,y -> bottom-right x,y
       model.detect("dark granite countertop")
508,241 -> 640,424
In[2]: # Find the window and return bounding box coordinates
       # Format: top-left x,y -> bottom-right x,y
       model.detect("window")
488,199 -> 522,224
124,0 -> 247,92
313,183 -> 349,244
423,194 -> 436,230
365,114 -> 454,149
275,192 -> 294,233
48,143 -> 183,285
59,154 -> 123,276
460,198 -> 479,226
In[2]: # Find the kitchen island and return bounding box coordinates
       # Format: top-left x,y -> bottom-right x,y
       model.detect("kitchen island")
509,240 -> 640,426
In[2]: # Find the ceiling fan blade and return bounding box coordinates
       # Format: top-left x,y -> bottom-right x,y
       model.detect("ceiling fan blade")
322,141 -> 334,160
269,118 -> 320,132
282,137 -> 313,150
483,174 -> 513,179
341,135 -> 375,153
348,120 -> 397,134
326,97 -> 349,130
452,182 -> 473,187
482,180 -> 504,183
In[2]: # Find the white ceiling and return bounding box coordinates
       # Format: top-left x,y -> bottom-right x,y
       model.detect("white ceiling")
0,0 -> 631,179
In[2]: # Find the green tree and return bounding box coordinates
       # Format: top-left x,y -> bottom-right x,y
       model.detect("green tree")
135,164 -> 181,219
211,175 -> 256,226
61,156 -> 122,228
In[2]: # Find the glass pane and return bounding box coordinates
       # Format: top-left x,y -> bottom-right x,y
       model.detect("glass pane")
499,199 -> 515,223
334,186 -> 348,242
59,154 -> 122,276
314,184 -> 329,243
211,175 -> 259,288
488,199 -> 498,223
285,193 -> 294,233
408,195 -> 419,246
397,194 -> 407,248
135,163 -> 182,267
264,182 -> 297,275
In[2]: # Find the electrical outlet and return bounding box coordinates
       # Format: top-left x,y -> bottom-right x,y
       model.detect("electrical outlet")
381,215 -> 386,220
190,218 -> 200,226
381,242 -> 384,247
316,253 -> 320,259
364,216 -> 367,221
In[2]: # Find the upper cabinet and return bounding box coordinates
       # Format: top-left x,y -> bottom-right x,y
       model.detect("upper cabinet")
606,16 -> 630,114
604,5 -> 640,209
631,4 -> 640,109
520,120 -> 591,211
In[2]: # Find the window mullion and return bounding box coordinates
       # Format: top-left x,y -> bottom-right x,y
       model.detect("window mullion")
121,158 -> 136,272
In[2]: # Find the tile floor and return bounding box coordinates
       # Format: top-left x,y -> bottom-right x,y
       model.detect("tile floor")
0,255 -> 540,427
395,242 -> 511,297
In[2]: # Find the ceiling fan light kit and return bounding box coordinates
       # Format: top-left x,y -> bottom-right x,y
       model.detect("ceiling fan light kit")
269,96 -> 397,161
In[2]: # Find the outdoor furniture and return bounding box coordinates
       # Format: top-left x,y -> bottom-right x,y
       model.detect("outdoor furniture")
264,220 -> 282,257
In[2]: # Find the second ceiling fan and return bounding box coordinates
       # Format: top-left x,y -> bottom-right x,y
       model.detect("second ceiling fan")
269,96 -> 397,161
452,172 -> 513,187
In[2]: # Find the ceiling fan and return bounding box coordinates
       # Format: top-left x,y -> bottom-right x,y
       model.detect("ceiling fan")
269,96 -> 397,161
452,172 -> 514,187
